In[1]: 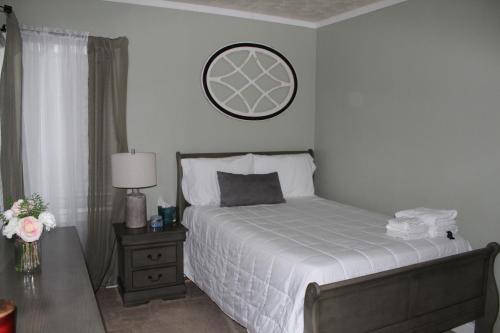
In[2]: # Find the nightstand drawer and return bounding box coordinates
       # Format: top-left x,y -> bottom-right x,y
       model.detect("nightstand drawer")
132,266 -> 177,289
132,245 -> 176,268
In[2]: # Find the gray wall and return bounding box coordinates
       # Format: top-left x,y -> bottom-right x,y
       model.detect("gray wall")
315,0 -> 500,330
11,0 -> 316,213
8,0 -> 500,328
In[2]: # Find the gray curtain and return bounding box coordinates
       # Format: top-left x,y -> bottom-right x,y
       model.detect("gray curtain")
86,36 -> 129,289
0,10 -> 24,207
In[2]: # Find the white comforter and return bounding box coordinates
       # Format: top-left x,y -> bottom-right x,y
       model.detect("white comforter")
183,196 -> 471,333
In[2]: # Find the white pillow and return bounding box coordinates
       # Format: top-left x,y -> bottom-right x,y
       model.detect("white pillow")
181,154 -> 253,206
253,154 -> 316,198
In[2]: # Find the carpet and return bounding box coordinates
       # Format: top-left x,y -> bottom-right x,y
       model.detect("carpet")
96,281 -> 246,333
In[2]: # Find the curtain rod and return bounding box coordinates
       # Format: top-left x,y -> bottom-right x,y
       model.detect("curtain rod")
0,5 -> 12,14
21,26 -> 89,38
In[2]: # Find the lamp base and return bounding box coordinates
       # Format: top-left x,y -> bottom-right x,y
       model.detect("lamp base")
126,190 -> 147,228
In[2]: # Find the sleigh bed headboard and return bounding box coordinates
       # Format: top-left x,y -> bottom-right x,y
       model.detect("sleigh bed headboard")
175,149 -> 314,222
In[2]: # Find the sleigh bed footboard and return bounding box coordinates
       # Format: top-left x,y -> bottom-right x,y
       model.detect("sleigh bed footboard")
304,242 -> 499,333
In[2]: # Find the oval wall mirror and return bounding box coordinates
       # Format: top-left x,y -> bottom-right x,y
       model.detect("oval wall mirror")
202,43 -> 297,120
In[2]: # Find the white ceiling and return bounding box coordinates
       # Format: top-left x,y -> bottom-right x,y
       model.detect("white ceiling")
173,0 -> 389,22
104,0 -> 408,28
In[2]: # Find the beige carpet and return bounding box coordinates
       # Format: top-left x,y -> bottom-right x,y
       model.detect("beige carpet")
96,281 -> 246,333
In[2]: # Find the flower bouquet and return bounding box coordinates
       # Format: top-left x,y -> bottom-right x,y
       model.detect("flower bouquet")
1,194 -> 56,273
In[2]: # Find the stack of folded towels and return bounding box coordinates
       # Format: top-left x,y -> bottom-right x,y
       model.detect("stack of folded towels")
386,208 -> 458,240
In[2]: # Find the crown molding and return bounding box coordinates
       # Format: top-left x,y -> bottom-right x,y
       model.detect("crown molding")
102,0 -> 410,29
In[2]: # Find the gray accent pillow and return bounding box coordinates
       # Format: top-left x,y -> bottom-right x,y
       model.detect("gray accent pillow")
217,171 -> 286,207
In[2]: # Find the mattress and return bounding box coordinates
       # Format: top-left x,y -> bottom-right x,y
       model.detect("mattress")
182,196 -> 471,333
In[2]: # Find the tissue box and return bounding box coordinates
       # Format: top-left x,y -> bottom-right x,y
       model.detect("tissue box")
158,206 -> 176,226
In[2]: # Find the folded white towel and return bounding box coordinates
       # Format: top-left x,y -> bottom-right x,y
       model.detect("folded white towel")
428,224 -> 458,238
386,229 -> 428,240
386,217 -> 429,233
395,207 -> 457,226
428,219 -> 457,228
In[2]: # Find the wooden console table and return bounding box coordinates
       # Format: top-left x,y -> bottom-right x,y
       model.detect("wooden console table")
0,227 -> 105,333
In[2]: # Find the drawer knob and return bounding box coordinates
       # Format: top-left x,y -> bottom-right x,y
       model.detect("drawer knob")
147,273 -> 163,282
147,253 -> 162,261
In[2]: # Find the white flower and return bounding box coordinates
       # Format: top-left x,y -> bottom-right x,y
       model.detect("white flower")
2,218 -> 19,239
27,199 -> 35,210
3,209 -> 14,220
39,211 -> 56,231
11,199 -> 24,216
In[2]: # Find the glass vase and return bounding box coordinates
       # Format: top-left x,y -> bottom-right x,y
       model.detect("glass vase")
14,238 -> 41,273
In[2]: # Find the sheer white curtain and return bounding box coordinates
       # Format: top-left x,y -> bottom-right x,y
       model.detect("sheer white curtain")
22,27 -> 89,245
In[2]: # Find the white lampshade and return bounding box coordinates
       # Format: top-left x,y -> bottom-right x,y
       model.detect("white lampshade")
111,152 -> 157,189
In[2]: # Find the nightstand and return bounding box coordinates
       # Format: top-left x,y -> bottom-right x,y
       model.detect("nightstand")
113,223 -> 188,306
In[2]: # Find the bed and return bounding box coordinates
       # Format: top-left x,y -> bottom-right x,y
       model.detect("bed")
176,150 -> 499,333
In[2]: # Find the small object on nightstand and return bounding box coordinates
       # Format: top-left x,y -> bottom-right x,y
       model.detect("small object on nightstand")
113,223 -> 188,306
158,206 -> 176,226
150,215 -> 163,229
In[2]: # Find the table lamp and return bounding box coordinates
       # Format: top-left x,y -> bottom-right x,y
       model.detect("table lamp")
111,150 -> 157,228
